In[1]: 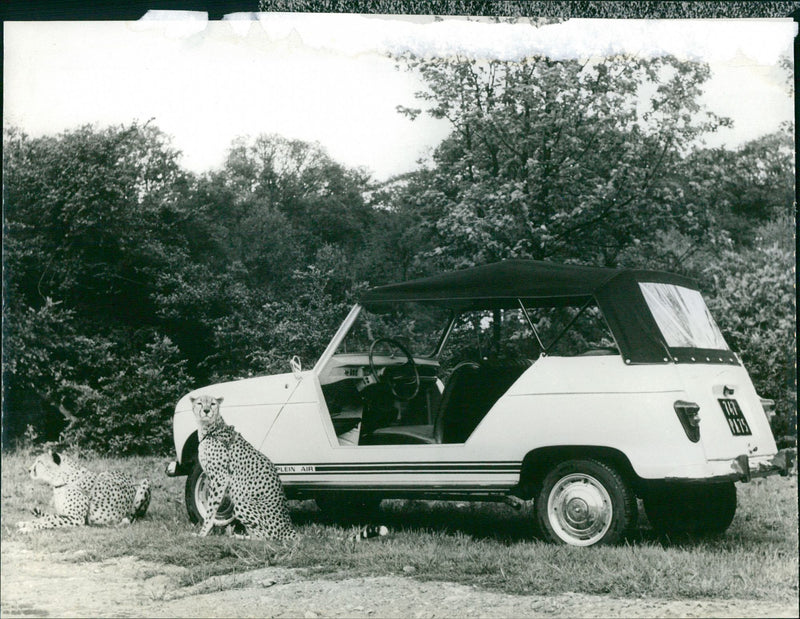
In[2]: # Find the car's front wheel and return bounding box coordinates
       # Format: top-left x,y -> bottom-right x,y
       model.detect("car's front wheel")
185,461 -> 237,527
643,481 -> 736,537
535,459 -> 637,546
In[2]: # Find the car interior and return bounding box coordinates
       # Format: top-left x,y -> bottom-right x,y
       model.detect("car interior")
319,302 -> 617,446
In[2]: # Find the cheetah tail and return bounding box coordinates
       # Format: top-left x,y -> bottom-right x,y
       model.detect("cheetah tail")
131,478 -> 151,521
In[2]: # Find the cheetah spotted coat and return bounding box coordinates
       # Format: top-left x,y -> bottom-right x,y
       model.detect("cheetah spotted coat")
192,395 -> 297,540
17,451 -> 151,533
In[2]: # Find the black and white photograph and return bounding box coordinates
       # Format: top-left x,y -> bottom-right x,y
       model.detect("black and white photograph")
2,3 -> 797,617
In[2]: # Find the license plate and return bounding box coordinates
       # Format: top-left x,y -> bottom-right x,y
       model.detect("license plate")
718,398 -> 752,436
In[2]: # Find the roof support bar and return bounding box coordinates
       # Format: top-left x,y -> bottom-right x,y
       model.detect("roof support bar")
518,299 -> 546,354
547,297 -> 595,353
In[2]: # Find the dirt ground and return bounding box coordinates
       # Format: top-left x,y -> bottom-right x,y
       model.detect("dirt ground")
1,542 -> 797,619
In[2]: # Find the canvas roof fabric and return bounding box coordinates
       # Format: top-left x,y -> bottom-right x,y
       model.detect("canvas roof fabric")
360,259 -> 735,365
360,259 -> 694,309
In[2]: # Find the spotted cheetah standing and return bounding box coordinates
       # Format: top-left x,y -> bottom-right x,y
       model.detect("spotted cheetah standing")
17,451 -> 151,533
192,395 -> 297,540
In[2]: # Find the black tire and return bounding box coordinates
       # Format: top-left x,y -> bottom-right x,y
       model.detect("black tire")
535,459 -> 637,546
644,481 -> 736,537
185,461 -> 236,527
315,493 -> 382,523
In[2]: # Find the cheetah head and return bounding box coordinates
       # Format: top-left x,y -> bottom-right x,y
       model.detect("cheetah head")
29,451 -> 72,487
190,395 -> 224,427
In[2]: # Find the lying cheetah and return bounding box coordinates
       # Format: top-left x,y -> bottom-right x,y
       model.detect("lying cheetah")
192,395 -> 297,540
17,451 -> 151,533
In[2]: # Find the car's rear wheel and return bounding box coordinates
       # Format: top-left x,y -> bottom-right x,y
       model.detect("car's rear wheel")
185,461 -> 237,527
644,481 -> 736,537
535,459 -> 637,546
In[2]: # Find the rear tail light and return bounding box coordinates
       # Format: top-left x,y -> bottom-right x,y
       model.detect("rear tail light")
674,400 -> 701,442
759,397 -> 776,422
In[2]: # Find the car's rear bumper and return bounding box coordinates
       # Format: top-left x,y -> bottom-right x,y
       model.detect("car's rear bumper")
725,448 -> 796,482
664,448 -> 796,483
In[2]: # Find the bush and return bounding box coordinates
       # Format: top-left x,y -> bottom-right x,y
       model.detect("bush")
3,301 -> 191,454
58,335 -> 193,455
201,246 -> 362,382
703,229 -> 796,439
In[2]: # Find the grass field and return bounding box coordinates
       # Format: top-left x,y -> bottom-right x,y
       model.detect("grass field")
2,448 -> 797,602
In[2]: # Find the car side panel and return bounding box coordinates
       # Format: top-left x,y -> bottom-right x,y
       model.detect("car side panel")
260,374 -> 337,462
175,356 -> 777,491
471,355 -> 776,480
260,357 -> 733,488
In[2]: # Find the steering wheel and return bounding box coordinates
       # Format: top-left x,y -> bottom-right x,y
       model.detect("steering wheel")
368,337 -> 420,401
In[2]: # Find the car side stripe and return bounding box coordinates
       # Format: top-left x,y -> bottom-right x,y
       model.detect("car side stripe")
274,461 -> 521,474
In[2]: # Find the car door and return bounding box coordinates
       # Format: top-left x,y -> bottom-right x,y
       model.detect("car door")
271,363 -> 522,498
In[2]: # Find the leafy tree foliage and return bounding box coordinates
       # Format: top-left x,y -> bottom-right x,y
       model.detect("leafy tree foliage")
197,246 -> 359,383
152,135 -> 373,382
683,129 -> 794,247
393,54 -> 730,270
3,124 -> 196,452
3,125 -> 371,451
4,123 -> 190,323
56,334 -> 193,455
219,134 -> 373,258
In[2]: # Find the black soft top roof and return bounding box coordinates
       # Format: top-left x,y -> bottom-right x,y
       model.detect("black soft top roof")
360,260 -> 734,365
360,259 -> 696,309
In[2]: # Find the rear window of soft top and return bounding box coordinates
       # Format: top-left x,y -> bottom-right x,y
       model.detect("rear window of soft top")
639,283 -> 729,351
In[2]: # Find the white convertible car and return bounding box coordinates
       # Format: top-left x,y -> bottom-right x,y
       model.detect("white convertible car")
167,260 -> 794,546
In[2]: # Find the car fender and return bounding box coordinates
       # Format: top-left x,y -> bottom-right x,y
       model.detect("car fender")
172,370 -> 308,466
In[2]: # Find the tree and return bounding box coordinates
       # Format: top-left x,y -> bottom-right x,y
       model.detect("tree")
683,129 -> 794,247
198,245 -> 362,382
353,172 -> 436,284
157,134 -> 376,383
220,134 -> 374,258
393,53 -> 730,270
4,126 -> 376,447
3,123 -> 195,449
3,123 -> 191,325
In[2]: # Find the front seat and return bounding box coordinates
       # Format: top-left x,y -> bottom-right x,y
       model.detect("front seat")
357,383 -> 398,444
437,358 -> 533,443
359,361 -> 481,445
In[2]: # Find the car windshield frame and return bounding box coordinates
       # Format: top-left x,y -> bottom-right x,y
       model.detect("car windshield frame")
334,302 -> 455,359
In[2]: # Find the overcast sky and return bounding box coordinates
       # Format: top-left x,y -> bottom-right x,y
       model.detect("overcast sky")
3,14 -> 795,180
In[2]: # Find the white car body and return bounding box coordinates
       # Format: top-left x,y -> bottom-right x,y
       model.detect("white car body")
169,260 -> 794,546
172,354 -> 782,490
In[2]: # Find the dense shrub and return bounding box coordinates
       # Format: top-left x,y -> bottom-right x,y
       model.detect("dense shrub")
57,335 -> 192,455
704,224 -> 796,441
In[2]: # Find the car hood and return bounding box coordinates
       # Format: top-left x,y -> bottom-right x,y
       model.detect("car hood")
175,371 -> 308,415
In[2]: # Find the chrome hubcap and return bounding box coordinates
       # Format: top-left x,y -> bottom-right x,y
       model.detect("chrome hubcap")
196,472 -> 235,525
547,473 -> 612,546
